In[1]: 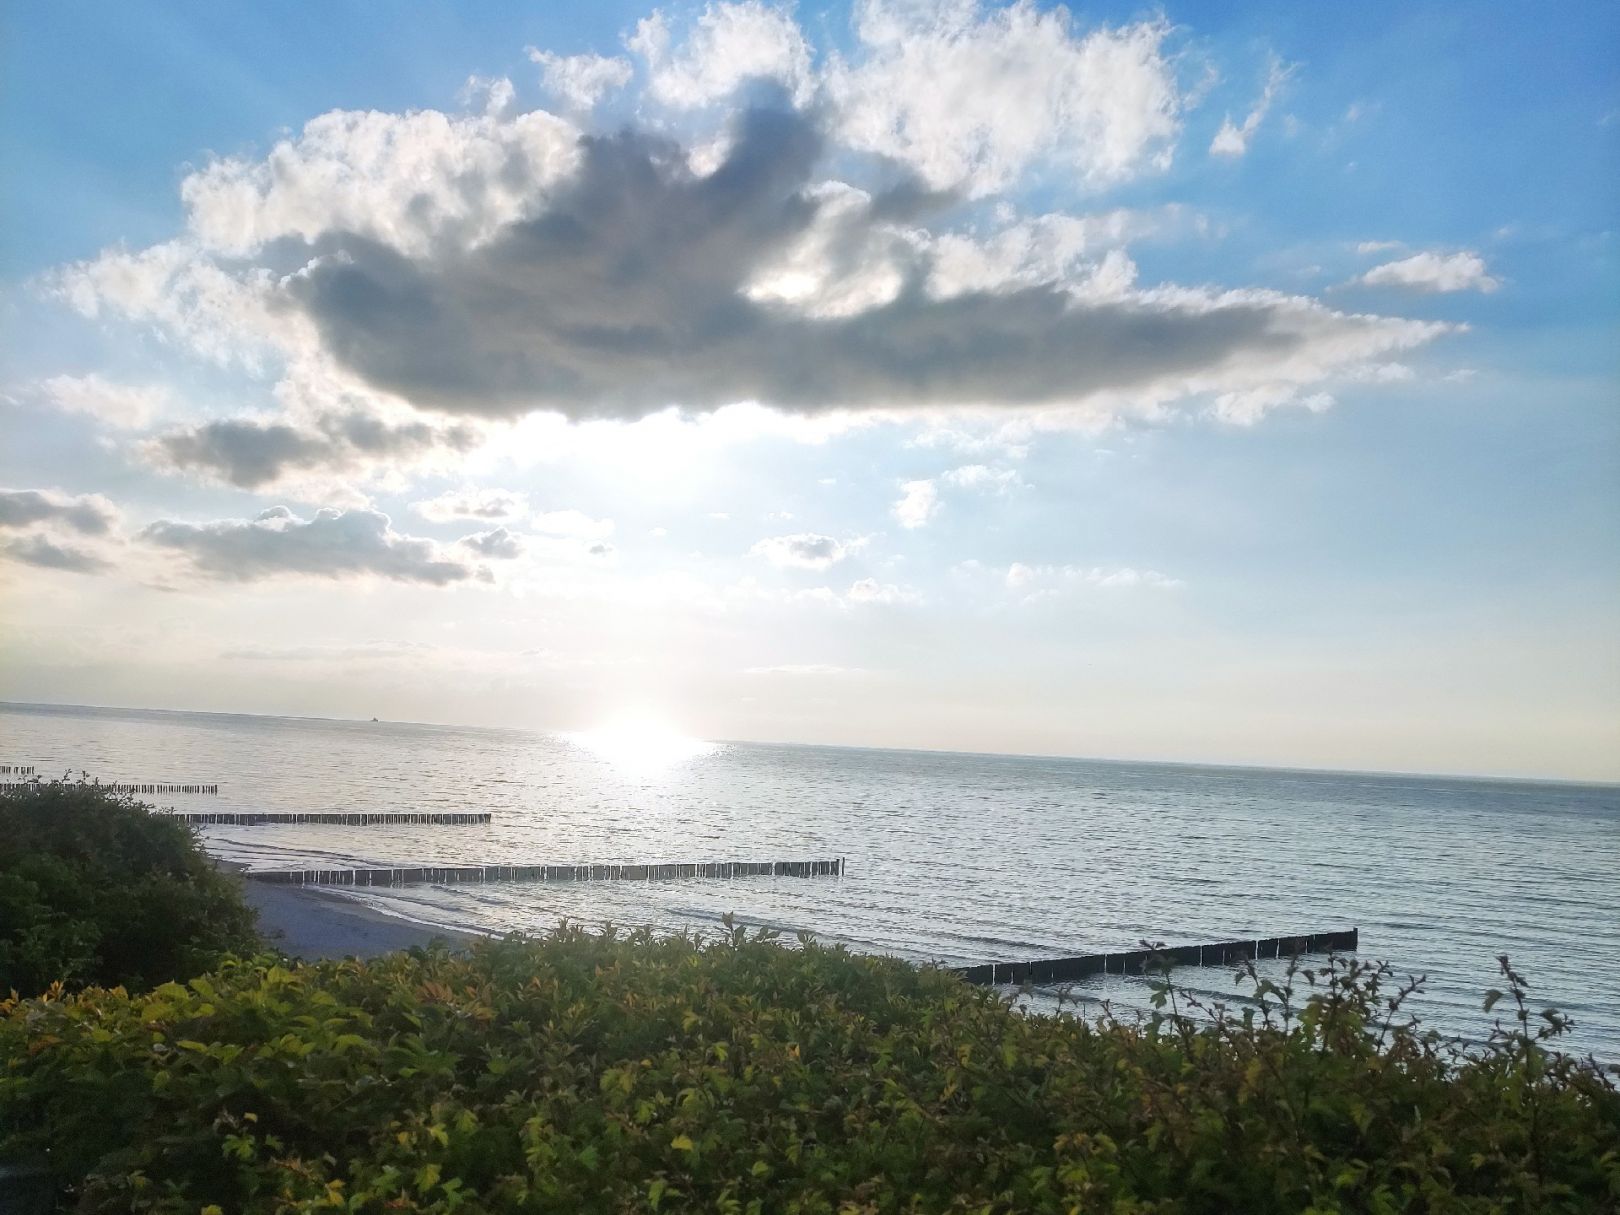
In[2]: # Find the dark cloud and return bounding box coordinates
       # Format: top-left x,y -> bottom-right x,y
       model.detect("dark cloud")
280,107 -> 1413,422
459,526 -> 524,558
140,507 -> 484,585
0,488 -> 118,535
149,411 -> 480,488
2,534 -> 112,574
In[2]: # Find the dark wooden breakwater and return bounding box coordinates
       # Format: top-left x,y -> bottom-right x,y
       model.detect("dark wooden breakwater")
952,928 -> 1359,986
248,858 -> 845,887
1,780 -> 221,794
165,810 -> 490,826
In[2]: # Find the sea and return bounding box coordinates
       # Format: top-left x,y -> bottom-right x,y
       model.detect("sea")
4,700 -> 1617,1061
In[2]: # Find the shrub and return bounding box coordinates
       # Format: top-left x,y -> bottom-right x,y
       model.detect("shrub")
0,782 -> 259,996
3,924 -> 1615,1212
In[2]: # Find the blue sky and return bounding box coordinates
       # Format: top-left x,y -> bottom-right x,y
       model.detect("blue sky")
1,0 -> 1616,779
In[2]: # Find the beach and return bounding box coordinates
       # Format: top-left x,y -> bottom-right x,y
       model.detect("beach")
236,875 -> 481,960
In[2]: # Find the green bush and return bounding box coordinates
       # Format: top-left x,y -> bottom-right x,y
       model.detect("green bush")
0,783 -> 259,996
3,924 -> 1614,1212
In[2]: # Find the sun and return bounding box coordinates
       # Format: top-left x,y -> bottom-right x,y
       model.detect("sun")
561,712 -> 717,770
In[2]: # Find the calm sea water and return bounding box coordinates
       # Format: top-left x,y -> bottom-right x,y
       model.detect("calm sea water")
4,701 -> 1617,1059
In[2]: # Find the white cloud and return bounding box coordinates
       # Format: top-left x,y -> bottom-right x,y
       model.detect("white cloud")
940,464 -> 1023,493
1005,562 -> 1183,592
1343,362 -> 1415,384
845,577 -> 918,605
744,663 -> 865,676
828,1 -> 1180,196
35,374 -> 166,430
630,2 -> 814,109
528,48 -> 633,110
925,211 -> 1161,298
751,531 -> 859,570
177,106 -> 581,257
1211,385 -> 1335,426
1357,251 -> 1501,294
1356,240 -> 1403,255
533,510 -> 614,541
414,487 -> 530,523
46,239 -> 288,371
1209,56 -> 1293,158
893,479 -> 940,528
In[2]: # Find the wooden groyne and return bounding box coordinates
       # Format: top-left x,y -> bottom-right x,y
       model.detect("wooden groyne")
247,858 -> 846,887
101,783 -> 220,795
952,928 -> 1359,986
1,780 -> 221,794
0,765 -> 35,776
165,811 -> 490,826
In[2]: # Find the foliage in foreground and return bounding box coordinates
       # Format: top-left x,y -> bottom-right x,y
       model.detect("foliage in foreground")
0,783 -> 259,996
3,927 -> 1616,1214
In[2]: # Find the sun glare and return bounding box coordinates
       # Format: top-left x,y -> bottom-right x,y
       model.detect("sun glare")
561,713 -> 717,770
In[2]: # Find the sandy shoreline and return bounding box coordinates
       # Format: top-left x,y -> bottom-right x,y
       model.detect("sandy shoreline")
224,864 -> 484,960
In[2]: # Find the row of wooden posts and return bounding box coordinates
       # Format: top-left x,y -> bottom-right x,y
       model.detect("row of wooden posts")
248,858 -> 846,887
0,765 -> 34,776
165,810 -> 489,825
2,779 -> 218,794
951,928 -> 1360,986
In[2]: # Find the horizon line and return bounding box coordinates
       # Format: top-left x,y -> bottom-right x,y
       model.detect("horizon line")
3,697 -> 1615,790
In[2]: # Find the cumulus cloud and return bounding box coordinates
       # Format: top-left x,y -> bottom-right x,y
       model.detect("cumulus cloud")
278,106 -> 1444,425
459,526 -> 524,558
893,479 -> 940,528
414,487 -> 530,522
176,106 -> 582,258
0,488 -> 119,535
751,531 -> 859,570
827,1 -> 1180,195
1357,251 -> 1501,294
46,239 -> 286,370
45,8 -> 1451,440
631,2 -> 814,109
1209,57 -> 1293,158
140,506 -> 485,585
34,373 -> 165,429
529,48 -> 633,110
1,534 -> 113,575
147,410 -> 479,488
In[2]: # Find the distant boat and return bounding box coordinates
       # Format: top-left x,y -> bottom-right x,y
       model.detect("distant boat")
371,717 -> 380,722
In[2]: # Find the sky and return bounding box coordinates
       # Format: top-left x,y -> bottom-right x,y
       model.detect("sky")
1,0 -> 1616,780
